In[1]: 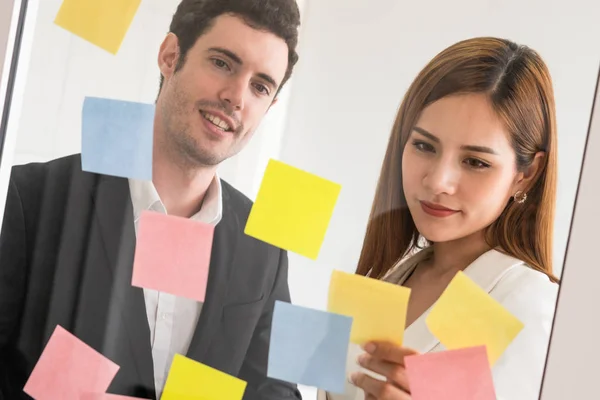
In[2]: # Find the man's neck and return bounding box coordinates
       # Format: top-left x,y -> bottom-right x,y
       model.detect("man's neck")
152,152 -> 217,219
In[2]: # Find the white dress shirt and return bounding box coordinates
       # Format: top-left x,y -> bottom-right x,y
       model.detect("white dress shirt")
319,247 -> 559,400
128,175 -> 223,397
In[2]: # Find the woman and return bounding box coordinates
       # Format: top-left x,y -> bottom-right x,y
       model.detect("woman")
318,37 -> 559,400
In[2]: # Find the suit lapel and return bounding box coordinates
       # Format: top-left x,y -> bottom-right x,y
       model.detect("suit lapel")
185,184 -> 240,362
403,249 -> 525,354
90,176 -> 240,385
91,175 -> 155,395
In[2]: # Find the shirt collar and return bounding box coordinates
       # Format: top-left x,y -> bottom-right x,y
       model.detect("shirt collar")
128,173 -> 223,226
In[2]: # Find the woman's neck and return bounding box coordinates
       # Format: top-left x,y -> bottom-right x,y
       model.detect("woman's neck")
427,231 -> 492,276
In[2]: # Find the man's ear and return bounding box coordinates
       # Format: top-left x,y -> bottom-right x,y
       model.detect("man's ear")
158,33 -> 180,82
513,151 -> 545,193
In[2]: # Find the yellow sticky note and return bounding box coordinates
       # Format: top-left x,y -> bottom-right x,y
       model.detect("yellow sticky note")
327,270 -> 411,345
245,159 -> 341,260
426,271 -> 524,365
161,354 -> 247,400
54,0 -> 141,55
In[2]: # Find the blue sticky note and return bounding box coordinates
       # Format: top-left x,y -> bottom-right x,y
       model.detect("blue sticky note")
268,301 -> 352,394
82,96 -> 154,180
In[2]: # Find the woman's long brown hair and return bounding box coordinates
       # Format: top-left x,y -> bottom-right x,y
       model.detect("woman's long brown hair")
356,37 -> 559,283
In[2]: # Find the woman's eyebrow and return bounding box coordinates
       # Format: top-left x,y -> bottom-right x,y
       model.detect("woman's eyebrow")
413,126 -> 499,155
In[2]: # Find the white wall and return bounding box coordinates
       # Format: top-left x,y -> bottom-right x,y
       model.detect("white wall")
282,0 -> 600,322
540,65 -> 600,400
0,0 -> 16,81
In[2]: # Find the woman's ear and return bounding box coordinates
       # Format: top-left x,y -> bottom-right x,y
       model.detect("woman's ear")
513,151 -> 546,193
157,33 -> 180,82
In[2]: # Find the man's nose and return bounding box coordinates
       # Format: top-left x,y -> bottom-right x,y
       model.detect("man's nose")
219,77 -> 246,111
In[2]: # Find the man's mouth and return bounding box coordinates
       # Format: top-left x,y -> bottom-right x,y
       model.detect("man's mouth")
200,111 -> 233,132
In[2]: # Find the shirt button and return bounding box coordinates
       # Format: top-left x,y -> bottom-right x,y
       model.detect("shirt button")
160,313 -> 168,320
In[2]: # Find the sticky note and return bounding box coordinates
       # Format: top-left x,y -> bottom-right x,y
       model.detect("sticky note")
161,354 -> 247,400
132,211 -> 214,302
426,271 -> 524,365
23,325 -> 120,400
405,346 -> 496,400
81,395 -> 150,400
54,0 -> 141,54
268,301 -> 352,394
82,97 -> 154,180
328,270 -> 410,345
244,159 -> 341,260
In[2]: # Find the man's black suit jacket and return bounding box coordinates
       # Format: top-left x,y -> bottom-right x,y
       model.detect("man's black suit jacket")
0,154 -> 302,400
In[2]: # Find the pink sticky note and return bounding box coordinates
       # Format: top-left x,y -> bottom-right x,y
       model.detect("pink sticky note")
23,325 -> 120,400
132,210 -> 214,302
81,394 -> 150,400
405,346 -> 496,400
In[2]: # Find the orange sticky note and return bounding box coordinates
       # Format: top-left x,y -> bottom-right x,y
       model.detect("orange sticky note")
161,354 -> 247,400
327,270 -> 411,345
132,211 -> 214,302
405,346 -> 496,400
54,0 -> 141,55
23,325 -> 120,400
244,159 -> 341,260
426,271 -> 524,365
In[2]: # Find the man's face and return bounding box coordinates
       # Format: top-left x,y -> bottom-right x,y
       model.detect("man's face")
157,14 -> 289,166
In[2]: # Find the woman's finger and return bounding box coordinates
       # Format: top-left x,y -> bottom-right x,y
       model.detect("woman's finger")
363,341 -> 419,365
351,371 -> 411,400
357,353 -> 411,391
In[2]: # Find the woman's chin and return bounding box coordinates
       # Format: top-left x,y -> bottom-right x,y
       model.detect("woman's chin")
416,226 -> 459,244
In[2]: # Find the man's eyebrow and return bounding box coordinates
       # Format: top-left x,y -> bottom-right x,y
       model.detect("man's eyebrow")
209,47 -> 243,64
207,47 -> 280,90
412,126 -> 499,155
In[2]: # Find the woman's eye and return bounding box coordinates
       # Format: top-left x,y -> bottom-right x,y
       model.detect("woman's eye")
412,140 -> 434,152
465,158 -> 490,169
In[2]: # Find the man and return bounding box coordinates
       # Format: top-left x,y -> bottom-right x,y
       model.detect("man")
0,0 -> 303,399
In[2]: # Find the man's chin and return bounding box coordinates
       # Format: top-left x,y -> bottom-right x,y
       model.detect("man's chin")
175,145 -> 224,168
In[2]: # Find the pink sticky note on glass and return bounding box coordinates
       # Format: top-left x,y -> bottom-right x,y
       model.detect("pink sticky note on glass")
23,325 -> 120,400
81,394 -> 150,400
405,346 -> 496,400
132,210 -> 215,302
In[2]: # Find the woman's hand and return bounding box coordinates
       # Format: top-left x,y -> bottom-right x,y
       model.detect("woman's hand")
350,341 -> 419,400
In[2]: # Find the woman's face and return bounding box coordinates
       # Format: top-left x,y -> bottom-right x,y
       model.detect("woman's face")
402,93 -> 522,243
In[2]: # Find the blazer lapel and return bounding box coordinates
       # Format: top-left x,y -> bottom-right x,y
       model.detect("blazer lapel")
185,184 -> 240,362
403,249 -> 526,354
91,175 -> 155,395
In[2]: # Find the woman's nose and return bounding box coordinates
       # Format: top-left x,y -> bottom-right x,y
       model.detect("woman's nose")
423,161 -> 458,195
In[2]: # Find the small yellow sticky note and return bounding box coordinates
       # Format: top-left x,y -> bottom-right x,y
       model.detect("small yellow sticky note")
245,159 -> 341,260
54,0 -> 141,55
426,271 -> 524,366
161,354 -> 247,400
327,270 -> 411,345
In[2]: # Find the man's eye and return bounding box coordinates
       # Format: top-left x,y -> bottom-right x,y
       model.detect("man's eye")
212,58 -> 230,70
253,83 -> 270,95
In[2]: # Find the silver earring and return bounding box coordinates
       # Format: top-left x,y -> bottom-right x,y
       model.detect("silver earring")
513,190 -> 527,204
